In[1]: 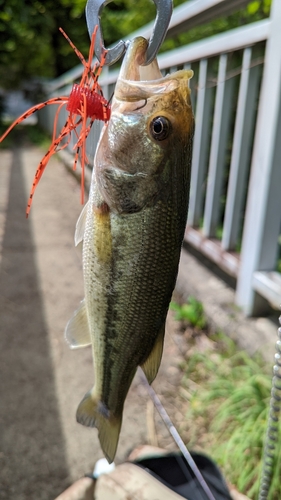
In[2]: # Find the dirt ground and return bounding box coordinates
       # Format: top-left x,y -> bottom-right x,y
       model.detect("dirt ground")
0,144 -> 192,499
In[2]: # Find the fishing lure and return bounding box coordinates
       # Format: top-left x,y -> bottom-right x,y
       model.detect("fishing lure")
0,27 -> 110,217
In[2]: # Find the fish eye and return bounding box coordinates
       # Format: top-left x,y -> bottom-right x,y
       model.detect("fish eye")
150,116 -> 171,141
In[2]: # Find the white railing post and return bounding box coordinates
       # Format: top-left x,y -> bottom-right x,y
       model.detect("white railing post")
203,53 -> 235,237
222,47 -> 262,251
188,59 -> 213,227
236,0 -> 281,315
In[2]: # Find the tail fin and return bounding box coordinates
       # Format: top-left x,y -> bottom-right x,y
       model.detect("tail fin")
76,390 -> 122,464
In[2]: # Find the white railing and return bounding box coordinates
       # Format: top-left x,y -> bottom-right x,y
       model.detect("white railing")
39,0 -> 281,316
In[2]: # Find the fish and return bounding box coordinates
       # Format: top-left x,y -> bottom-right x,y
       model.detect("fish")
65,36 -> 194,463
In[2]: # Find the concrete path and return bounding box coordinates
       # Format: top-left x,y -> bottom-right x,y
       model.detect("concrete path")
0,144 -> 181,499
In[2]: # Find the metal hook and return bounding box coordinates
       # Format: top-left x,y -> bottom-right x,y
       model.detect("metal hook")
85,0 -> 173,66
86,0 -> 126,66
145,0 -> 173,65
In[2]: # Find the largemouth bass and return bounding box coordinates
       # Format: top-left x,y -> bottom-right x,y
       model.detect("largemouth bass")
65,36 -> 194,463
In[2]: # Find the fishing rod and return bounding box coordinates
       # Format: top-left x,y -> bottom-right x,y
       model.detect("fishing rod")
139,370 -> 217,500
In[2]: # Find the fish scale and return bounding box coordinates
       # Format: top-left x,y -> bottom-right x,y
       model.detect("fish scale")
99,205 -> 178,393
65,36 -> 194,463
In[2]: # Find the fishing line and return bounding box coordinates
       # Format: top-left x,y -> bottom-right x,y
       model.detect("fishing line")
258,314 -> 281,500
139,370 -> 217,500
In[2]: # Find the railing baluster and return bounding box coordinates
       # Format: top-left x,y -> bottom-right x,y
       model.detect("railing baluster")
222,47 -> 262,250
188,58 -> 212,227
203,53 -> 232,237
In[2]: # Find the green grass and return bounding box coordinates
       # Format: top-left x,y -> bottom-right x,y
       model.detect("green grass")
179,329 -> 280,499
170,296 -> 207,330
170,297 -> 279,499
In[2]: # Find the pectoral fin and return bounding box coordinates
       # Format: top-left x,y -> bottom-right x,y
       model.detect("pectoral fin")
141,325 -> 165,384
65,299 -> 91,349
75,202 -> 88,246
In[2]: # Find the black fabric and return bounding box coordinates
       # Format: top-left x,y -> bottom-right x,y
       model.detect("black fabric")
134,451 -> 232,500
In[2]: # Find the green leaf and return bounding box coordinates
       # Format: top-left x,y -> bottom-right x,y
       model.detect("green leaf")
247,1 -> 261,15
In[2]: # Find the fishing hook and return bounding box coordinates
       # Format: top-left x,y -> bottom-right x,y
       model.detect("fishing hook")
85,0 -> 173,66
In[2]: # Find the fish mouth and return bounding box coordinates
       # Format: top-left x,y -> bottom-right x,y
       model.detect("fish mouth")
114,36 -> 193,105
117,36 -> 163,82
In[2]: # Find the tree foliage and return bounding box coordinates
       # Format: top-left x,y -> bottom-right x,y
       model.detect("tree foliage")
0,0 -> 88,87
0,0 -> 272,89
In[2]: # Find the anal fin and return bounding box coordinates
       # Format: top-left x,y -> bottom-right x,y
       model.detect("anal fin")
65,299 -> 91,349
141,324 -> 165,384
